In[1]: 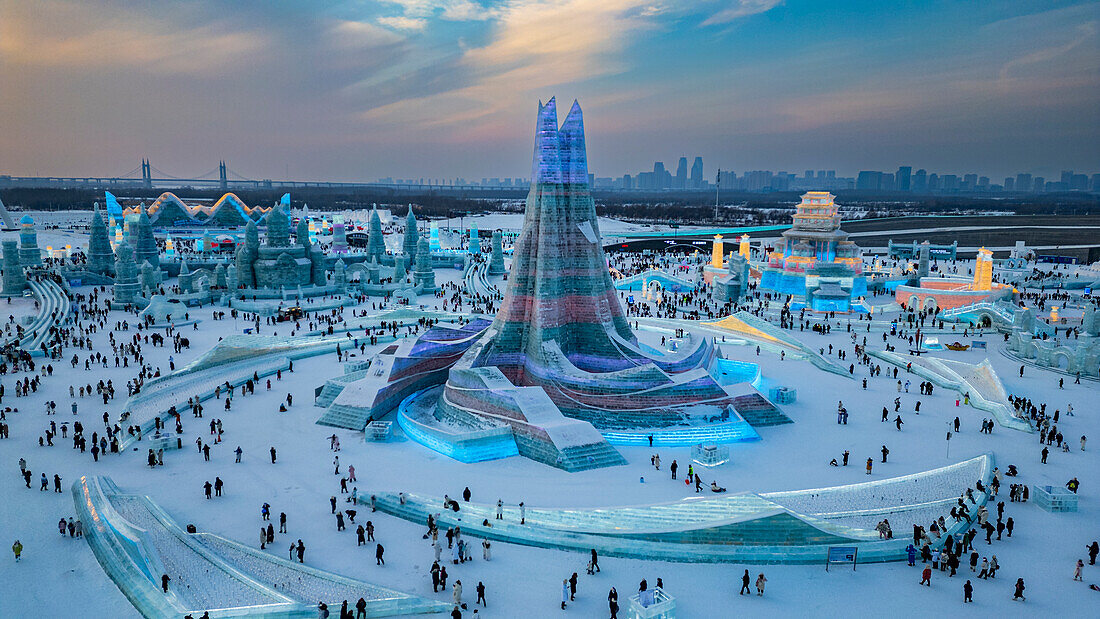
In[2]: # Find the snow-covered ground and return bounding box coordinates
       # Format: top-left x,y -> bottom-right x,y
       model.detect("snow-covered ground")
1,238 -> 1098,619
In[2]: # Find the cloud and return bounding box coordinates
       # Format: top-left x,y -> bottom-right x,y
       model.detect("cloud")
998,20 -> 1098,81
380,0 -> 497,21
376,15 -> 429,31
362,0 -> 663,134
330,19 -> 408,47
702,0 -> 782,26
0,1 -> 267,75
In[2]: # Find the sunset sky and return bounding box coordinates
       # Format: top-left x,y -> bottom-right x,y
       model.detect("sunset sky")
1,0 -> 1097,181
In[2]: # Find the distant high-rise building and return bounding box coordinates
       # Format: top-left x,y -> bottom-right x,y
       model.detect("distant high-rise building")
978,176 -> 989,188
1015,173 -> 1032,193
962,174 -> 977,190
1033,177 -> 1045,192
1004,177 -> 1014,191
690,157 -> 703,189
652,162 -> 671,189
744,171 -> 773,192
674,157 -> 688,189
1060,170 -> 1074,185
942,175 -> 959,191
1070,174 -> 1088,191
927,173 -> 940,190
912,169 -> 927,192
896,166 -> 912,191
856,171 -> 883,190
1090,173 -> 1100,191
881,173 -> 895,191
804,170 -> 814,179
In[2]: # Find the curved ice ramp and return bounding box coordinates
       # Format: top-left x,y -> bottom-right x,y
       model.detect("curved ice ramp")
74,476 -> 449,618
10,277 -> 72,355
868,349 -> 1031,432
363,454 -> 992,564
398,386 -> 520,462
695,312 -> 852,378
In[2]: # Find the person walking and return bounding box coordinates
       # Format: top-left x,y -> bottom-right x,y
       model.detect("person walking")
1074,559 -> 1084,581
755,573 -> 767,596
920,565 -> 932,586
740,569 -> 751,595
1013,578 -> 1025,601
161,573 -> 170,593
963,580 -> 973,602
590,548 -> 600,573
375,543 -> 384,565
476,581 -> 486,607
608,587 -> 619,619
12,540 -> 22,561
453,580 -> 463,609
866,458 -> 873,475
561,579 -> 569,610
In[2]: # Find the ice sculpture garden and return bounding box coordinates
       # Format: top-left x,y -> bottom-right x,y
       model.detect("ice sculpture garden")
1,100 -> 1097,618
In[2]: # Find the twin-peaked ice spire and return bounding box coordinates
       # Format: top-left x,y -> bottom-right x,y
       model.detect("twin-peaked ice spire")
531,97 -> 589,185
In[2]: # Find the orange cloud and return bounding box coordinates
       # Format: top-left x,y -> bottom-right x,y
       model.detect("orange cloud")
0,1 -> 267,75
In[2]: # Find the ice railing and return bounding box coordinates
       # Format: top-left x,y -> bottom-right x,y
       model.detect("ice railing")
940,300 -> 1015,323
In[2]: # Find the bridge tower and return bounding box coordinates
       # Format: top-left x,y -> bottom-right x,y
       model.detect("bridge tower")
141,159 -> 152,189
219,160 -> 228,191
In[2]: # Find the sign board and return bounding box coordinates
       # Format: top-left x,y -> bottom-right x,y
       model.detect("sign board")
826,546 -> 857,571
971,341 -> 987,349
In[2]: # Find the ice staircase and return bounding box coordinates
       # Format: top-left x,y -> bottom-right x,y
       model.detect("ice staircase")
732,393 -> 793,427
317,402 -> 379,430
314,368 -> 371,408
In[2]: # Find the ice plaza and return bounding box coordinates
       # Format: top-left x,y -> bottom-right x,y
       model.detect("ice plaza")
1,100 -> 1097,618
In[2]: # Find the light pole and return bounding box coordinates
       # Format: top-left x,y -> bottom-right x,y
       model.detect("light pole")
714,169 -> 720,222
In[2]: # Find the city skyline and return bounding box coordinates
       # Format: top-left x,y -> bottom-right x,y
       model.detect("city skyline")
1,0 -> 1098,181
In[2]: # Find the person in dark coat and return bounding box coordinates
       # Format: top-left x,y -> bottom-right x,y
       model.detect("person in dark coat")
740,569 -> 751,595
375,543 -> 384,565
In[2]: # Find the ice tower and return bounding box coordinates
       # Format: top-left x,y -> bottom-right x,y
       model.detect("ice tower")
325,99 -> 756,472
435,99 -> 742,469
